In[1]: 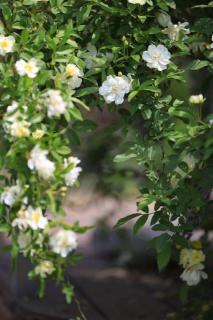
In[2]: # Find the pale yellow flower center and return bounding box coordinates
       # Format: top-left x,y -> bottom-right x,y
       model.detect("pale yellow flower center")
0,40 -> 10,49
66,65 -> 78,77
111,85 -> 118,93
153,53 -> 162,61
24,63 -> 34,73
61,238 -> 69,247
16,126 -> 29,138
32,211 -> 41,224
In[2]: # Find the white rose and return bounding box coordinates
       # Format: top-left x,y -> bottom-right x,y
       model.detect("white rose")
49,229 -> 78,258
28,145 -> 55,180
66,64 -> 84,90
99,75 -> 131,105
15,59 -> 40,78
35,260 -> 55,278
142,44 -> 171,71
180,263 -> 208,286
27,206 -> 48,230
0,35 -> 15,56
46,90 -> 67,117
12,208 -> 30,230
163,22 -> 190,41
64,156 -> 82,187
1,181 -> 21,207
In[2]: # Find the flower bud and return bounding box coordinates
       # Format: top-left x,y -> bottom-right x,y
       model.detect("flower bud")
156,11 -> 172,27
189,94 -> 205,105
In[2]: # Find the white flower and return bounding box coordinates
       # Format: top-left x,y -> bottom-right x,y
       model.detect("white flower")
99,75 -> 131,105
15,59 -> 40,78
66,64 -> 82,78
32,129 -> 45,140
189,94 -> 205,105
180,263 -> 208,286
12,208 -> 30,230
211,35 -> 213,49
35,260 -> 55,278
179,248 -> 205,269
142,44 -> 171,71
10,120 -> 30,138
0,35 -> 15,56
27,206 -> 48,230
3,104 -> 30,138
128,0 -> 147,4
1,181 -> 21,207
28,145 -> 55,180
49,229 -> 78,258
156,12 -> 172,27
46,90 -> 67,117
64,156 -> 82,187
163,22 -> 190,41
66,64 -> 84,89
7,101 -> 18,113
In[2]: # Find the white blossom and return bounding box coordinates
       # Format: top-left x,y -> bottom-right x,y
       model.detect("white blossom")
66,64 -> 84,89
99,75 -> 131,105
27,206 -> 48,230
32,129 -> 45,140
163,22 -> 190,41
0,35 -> 15,56
12,208 -> 30,230
64,156 -> 82,187
49,229 -> 78,258
4,104 -> 30,138
189,94 -> 205,105
179,248 -> 205,269
46,90 -> 67,117
180,263 -> 208,286
7,101 -> 18,113
1,181 -> 21,207
35,260 -> 55,278
15,59 -> 40,78
28,145 -> 55,180
142,44 -> 171,71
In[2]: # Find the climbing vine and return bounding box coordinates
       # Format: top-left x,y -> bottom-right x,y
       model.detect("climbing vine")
0,0 -> 212,303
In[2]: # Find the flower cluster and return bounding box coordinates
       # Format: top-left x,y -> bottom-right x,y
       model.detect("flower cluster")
179,248 -> 208,286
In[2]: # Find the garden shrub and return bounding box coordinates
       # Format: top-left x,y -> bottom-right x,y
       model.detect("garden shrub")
0,0 -> 212,303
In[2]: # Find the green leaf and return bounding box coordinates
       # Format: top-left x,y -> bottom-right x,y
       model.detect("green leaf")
157,241 -> 172,271
57,146 -> 71,155
114,213 -> 142,228
133,214 -> 149,234
76,87 -> 98,97
114,153 -> 136,163
189,60 -> 209,70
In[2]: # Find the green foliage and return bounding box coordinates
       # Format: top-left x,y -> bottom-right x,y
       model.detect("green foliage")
0,0 -> 212,304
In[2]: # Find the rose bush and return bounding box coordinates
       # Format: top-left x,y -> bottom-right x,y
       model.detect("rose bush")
0,0 -> 212,303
